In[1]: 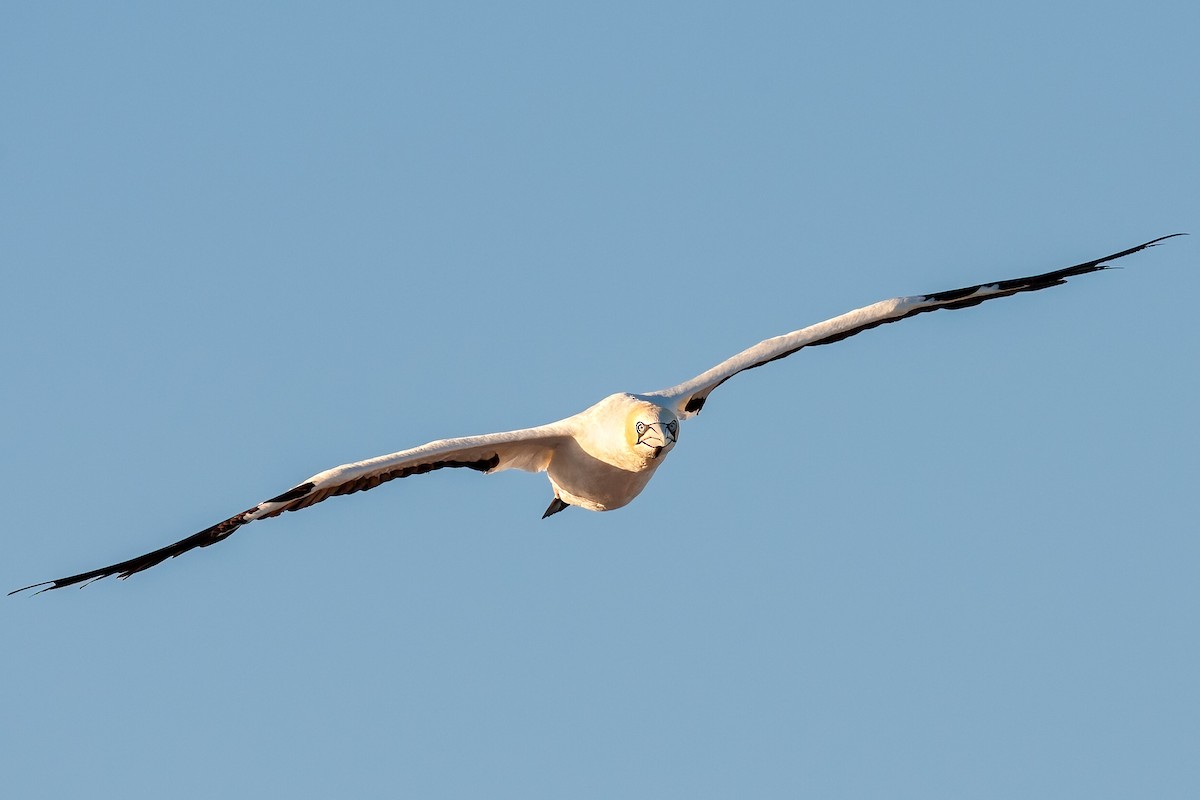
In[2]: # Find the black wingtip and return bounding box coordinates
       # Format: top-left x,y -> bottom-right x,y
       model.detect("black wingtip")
9,510 -> 255,596
1134,232 -> 1187,250
1100,233 -> 1188,263
1083,233 -> 1187,275
8,581 -> 56,597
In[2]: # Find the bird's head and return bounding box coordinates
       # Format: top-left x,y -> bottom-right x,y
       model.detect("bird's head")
625,404 -> 679,460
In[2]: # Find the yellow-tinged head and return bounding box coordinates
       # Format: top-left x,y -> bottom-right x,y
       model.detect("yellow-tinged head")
624,403 -> 679,460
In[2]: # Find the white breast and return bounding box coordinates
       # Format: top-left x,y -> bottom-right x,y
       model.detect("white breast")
545,393 -> 669,511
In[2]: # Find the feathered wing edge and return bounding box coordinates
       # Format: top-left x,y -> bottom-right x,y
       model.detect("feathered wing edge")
649,234 -> 1185,418
10,424 -> 572,594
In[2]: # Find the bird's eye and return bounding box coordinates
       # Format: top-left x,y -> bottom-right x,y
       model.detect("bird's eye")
635,421 -> 647,436
666,421 -> 678,436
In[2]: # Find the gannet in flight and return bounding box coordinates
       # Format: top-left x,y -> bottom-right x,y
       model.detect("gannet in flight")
11,234 -> 1183,594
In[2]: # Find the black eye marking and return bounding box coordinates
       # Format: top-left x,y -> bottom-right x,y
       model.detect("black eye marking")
635,420 -> 678,448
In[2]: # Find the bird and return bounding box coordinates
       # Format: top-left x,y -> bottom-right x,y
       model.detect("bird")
10,234 -> 1184,594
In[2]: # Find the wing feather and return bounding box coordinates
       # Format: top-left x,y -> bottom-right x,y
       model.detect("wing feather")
10,423 -> 572,594
648,234 -> 1184,417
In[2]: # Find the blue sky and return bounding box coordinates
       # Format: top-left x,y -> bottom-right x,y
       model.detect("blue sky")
3,2 -> 1197,797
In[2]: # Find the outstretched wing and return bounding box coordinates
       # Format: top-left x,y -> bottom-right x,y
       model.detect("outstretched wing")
11,422 -> 573,594
648,234 -> 1184,418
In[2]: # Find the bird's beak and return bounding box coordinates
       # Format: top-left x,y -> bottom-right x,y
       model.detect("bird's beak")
637,424 -> 670,457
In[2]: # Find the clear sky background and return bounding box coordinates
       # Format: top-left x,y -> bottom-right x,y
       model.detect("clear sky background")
3,2 -> 1197,797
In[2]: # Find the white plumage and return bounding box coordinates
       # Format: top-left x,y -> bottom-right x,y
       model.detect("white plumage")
11,234 -> 1182,594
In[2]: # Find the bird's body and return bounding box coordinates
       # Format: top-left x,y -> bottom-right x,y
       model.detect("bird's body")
544,393 -> 678,513
11,234 -> 1184,594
